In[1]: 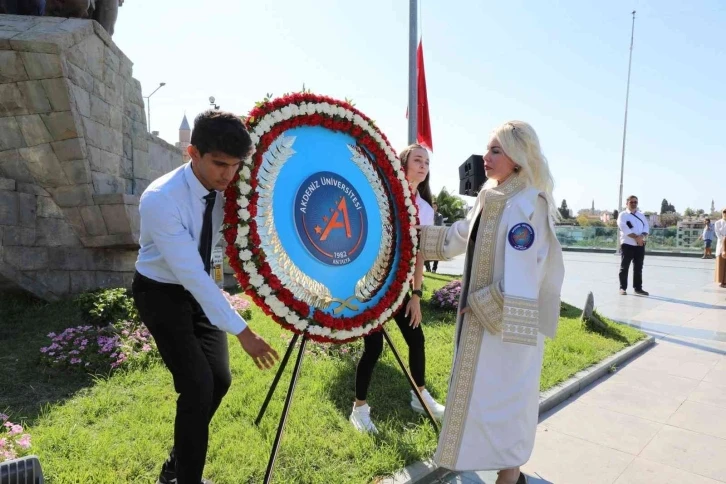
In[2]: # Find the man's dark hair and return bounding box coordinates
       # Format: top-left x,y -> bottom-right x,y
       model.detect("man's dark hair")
191,110 -> 252,158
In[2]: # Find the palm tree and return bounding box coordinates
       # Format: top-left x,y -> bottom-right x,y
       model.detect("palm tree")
434,188 -> 467,223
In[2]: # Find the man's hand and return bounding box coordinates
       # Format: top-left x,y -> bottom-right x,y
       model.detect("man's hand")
405,296 -> 422,328
635,235 -> 645,246
236,327 -> 280,370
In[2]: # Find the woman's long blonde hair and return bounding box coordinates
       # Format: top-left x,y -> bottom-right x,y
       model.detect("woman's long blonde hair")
484,120 -> 559,221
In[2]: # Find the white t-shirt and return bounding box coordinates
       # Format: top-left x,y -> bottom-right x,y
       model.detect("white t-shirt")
416,193 -> 434,226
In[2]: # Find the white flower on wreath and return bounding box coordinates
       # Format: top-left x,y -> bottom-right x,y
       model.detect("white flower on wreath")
235,233 -> 248,247
241,166 -> 251,179
258,284 -> 272,297
238,208 -> 250,221
290,104 -> 300,116
238,182 -> 252,196
238,197 -> 249,208
239,250 -> 252,261
249,274 -> 264,288
281,106 -> 292,120
238,225 -> 250,237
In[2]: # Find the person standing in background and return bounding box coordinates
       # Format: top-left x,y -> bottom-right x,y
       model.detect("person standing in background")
617,195 -> 650,296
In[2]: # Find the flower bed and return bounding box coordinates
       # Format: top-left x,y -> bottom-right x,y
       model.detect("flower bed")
431,280 -> 462,311
0,414 -> 31,463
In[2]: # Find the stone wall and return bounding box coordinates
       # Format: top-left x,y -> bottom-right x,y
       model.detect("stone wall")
0,14 -> 183,300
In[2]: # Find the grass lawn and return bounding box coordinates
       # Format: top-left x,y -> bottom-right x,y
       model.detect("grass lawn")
0,274 -> 645,483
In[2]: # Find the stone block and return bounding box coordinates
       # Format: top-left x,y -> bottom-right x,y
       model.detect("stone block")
61,159 -> 92,184
101,150 -> 121,175
18,192 -> 36,227
93,78 -> 106,101
82,116 -> 121,154
0,51 -> 28,82
0,83 -> 28,116
19,144 -> 69,187
67,63 -> 94,92
134,178 -> 150,195
17,80 -> 52,114
65,43 -> 87,70
10,29 -> 74,55
0,116 -> 26,150
0,15 -> 38,33
0,150 -> 34,182
44,270 -> 70,295
48,183 -> 94,207
132,149 -> 150,179
16,183 -> 50,196
109,107 -> 122,130
103,47 -> 119,72
37,195 -> 64,218
103,68 -> 117,90
131,134 -> 148,152
82,35 -> 105,78
70,271 -> 96,293
19,51 -> 63,79
110,251 -> 137,272
120,156 -> 133,179
40,111 -> 78,141
51,137 -> 87,161
17,114 -> 53,146
81,233 -> 137,248
80,205 -> 108,236
123,135 -> 132,158
92,171 -> 128,195
68,82 -> 91,117
0,177 -> 16,190
3,246 -> 49,271
41,78 -> 71,111
92,193 -> 139,205
56,18 -> 94,46
99,203 -> 133,234
60,206 -> 85,233
2,226 -> 36,246
36,217 -> 81,246
95,270 -> 127,289
0,190 -> 18,225
90,94 -> 110,125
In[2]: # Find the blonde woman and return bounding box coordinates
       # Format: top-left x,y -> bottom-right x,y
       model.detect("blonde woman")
715,209 -> 726,288
418,121 -> 564,484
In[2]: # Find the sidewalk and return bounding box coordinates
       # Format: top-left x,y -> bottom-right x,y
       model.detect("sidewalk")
430,253 -> 726,483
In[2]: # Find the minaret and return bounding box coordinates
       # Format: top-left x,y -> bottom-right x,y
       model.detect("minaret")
591,199 -> 595,213
712,200 -> 716,214
176,114 -> 191,163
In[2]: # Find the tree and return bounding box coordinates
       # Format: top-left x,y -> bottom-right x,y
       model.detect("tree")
434,188 -> 466,223
558,199 -> 570,220
684,207 -> 695,217
696,209 -> 705,216
612,210 -> 619,220
660,199 -> 676,214
576,215 -> 591,227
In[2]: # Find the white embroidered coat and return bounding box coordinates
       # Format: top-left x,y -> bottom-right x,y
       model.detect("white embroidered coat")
419,175 -> 564,471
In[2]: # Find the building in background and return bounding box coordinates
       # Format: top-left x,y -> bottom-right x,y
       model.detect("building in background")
677,217 -> 706,247
175,114 -> 191,163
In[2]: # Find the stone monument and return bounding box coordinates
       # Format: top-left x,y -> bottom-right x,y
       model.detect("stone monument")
0,14 -> 183,300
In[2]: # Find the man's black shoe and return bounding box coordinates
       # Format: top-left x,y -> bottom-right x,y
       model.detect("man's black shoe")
634,289 -> 649,296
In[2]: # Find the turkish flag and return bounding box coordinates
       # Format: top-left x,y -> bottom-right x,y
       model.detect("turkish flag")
416,40 -> 433,151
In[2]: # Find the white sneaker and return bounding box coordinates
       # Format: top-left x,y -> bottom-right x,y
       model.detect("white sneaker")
411,389 -> 445,420
349,403 -> 378,434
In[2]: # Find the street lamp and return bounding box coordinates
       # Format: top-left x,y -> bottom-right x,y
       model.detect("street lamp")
144,82 -> 166,133
209,96 -> 220,110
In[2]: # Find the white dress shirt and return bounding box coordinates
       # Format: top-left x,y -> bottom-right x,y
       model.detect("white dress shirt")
416,194 -> 435,226
715,219 -> 726,255
617,209 -> 650,246
136,162 -> 247,335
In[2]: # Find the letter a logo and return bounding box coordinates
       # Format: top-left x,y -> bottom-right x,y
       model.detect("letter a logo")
320,197 -> 352,241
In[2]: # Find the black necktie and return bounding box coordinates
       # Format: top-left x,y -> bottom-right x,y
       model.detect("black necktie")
199,191 -> 216,275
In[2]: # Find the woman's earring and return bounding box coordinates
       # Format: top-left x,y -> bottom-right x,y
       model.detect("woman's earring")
513,165 -> 521,173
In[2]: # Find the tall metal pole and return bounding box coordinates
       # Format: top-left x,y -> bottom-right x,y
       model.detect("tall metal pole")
144,82 -> 166,133
407,0 -> 418,144
617,11 -> 636,213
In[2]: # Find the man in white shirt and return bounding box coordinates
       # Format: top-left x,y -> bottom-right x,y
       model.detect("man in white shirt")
617,195 -> 650,296
132,110 -> 279,484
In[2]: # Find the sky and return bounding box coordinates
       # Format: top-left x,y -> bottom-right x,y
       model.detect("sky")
113,0 -> 725,215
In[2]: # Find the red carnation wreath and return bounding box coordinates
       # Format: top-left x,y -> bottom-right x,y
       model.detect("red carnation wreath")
223,92 -> 419,343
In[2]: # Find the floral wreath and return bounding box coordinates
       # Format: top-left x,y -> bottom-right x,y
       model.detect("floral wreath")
223,92 -> 419,343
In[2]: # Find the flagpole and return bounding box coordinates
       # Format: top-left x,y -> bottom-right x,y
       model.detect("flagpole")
408,0 -> 418,144
617,10 -> 636,213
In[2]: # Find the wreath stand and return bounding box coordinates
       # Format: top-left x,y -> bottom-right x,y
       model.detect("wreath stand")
254,326 -> 440,483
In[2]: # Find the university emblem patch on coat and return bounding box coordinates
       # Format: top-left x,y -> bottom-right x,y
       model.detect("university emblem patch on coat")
508,223 -> 535,250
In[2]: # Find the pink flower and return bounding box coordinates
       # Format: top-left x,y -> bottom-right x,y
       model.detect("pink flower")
0,414 -> 8,422
47,332 -> 56,338
142,344 -> 151,352
71,358 -> 82,364
16,434 -> 31,449
8,424 -> 23,436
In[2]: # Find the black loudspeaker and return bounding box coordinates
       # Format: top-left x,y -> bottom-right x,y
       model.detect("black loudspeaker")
458,155 -> 486,197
